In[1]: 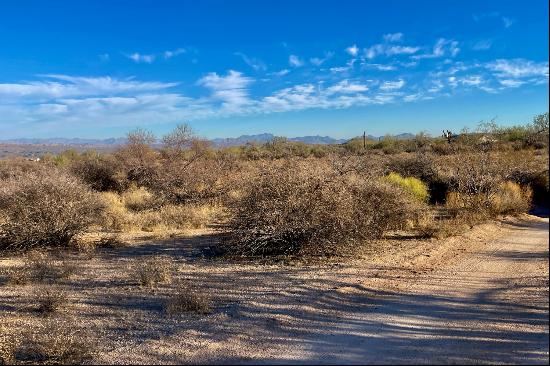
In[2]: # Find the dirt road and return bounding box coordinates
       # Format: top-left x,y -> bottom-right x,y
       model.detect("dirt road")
98,216 -> 548,364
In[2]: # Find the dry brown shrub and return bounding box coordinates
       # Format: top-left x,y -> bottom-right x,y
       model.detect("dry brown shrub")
133,256 -> 174,287
165,287 -> 212,315
69,154 -> 125,192
151,154 -> 239,205
114,128 -> 160,188
13,320 -> 96,365
0,168 -> 104,251
224,159 -> 424,257
0,158 -> 50,180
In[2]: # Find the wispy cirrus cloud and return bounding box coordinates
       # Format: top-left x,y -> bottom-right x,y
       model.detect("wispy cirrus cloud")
0,74 -> 177,101
473,12 -> 515,28
412,38 -> 460,59
198,70 -> 254,109
164,48 -> 186,59
234,52 -> 267,71
472,39 -> 493,51
289,55 -> 304,67
485,59 -> 549,78
310,51 -> 334,66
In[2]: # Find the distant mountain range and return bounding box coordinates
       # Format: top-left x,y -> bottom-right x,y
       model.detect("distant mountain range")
210,134 -> 349,147
1,133 -> 417,147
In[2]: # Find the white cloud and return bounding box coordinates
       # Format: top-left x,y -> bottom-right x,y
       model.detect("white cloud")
380,79 -> 405,91
310,51 -> 334,66
0,74 -> 177,101
499,79 -> 525,88
362,63 -> 397,71
289,55 -> 304,67
364,44 -> 419,59
330,66 -> 348,73
126,53 -> 156,63
473,12 -> 515,29
325,80 -> 369,95
271,69 -> 290,76
472,39 -> 492,51
383,33 -> 403,42
198,70 -> 254,109
460,75 -> 483,86
345,45 -> 359,57
413,38 -> 460,59
386,46 -> 420,56
404,93 -> 421,102
486,59 -> 549,78
164,48 -> 186,59
502,17 -> 515,28
99,53 -> 110,62
234,52 -> 267,71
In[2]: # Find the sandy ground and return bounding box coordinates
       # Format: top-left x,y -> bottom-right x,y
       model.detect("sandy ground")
1,215 -> 548,364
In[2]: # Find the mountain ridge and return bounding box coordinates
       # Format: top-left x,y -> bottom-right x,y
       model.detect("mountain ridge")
1,132 -> 417,147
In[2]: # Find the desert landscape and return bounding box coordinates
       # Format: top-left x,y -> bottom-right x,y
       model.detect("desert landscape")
0,115 -> 548,364
1,1 -> 549,364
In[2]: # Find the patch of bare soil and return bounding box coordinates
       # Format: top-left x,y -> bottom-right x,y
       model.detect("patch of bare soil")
1,216 -> 548,364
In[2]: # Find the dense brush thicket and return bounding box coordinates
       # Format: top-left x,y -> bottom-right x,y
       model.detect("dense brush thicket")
223,160 -> 425,256
0,115 -> 547,255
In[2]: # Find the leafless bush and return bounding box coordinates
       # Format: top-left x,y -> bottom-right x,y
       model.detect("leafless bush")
114,128 -> 160,187
13,320 -> 96,364
133,256 -> 174,287
224,159 -> 423,257
151,154 -> 239,205
165,286 -> 212,315
69,154 -> 125,192
0,168 -> 104,251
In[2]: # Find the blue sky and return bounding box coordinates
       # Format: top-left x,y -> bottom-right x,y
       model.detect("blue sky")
0,0 -> 548,139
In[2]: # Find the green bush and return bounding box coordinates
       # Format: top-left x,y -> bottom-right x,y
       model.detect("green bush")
384,172 -> 429,203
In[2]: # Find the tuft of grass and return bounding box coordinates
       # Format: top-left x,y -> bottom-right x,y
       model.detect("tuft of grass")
5,252 -> 78,286
36,288 -> 68,316
165,287 -> 212,315
133,256 -> 174,287
100,190 -> 220,233
384,172 -> 430,203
